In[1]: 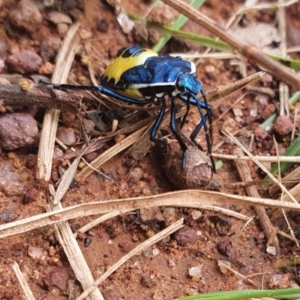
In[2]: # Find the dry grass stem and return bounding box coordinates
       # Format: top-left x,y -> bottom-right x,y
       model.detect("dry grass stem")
278,0 -> 290,118
218,260 -> 259,288
269,166 -> 300,195
77,218 -> 185,300
13,262 -> 36,300
226,0 -> 298,29
206,72 -> 265,103
48,201 -> 104,300
172,53 -> 238,60
77,124 -> 150,180
3,190 -> 300,239
37,23 -> 80,180
75,211 -> 121,237
53,157 -> 80,205
213,153 -> 300,163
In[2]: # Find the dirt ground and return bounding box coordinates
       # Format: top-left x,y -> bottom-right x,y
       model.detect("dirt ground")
0,0 -> 300,299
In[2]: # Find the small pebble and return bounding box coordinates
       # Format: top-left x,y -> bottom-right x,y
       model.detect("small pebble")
47,11 -> 72,24
49,267 -> 69,291
149,3 -> 177,24
57,23 -> 69,36
269,274 -> 291,288
6,50 -> 43,74
61,111 -> 76,124
266,245 -> 276,256
255,94 -> 269,106
218,260 -> 231,274
148,29 -> 160,44
208,215 -> 232,236
254,127 -> 268,139
39,62 -> 55,74
0,161 -> 24,196
140,274 -> 157,288
40,37 -> 62,62
133,20 -> 148,43
0,40 -> 7,59
0,211 -> 18,223
115,133 -> 126,143
143,247 -> 153,258
8,0 -> 42,33
84,152 -> 98,163
84,237 -> 92,247
287,18 -> 300,46
56,127 -> 76,146
128,167 -> 143,182
79,28 -> 93,40
232,107 -> 243,117
188,266 -> 202,279
262,73 -> 273,86
249,108 -> 258,117
0,113 -> 38,150
140,207 -> 164,223
273,115 -> 293,135
168,259 -> 176,268
22,188 -> 40,204
152,248 -> 160,256
216,240 -> 236,260
262,103 -> 276,119
117,12 -> 135,34
0,59 -> 5,73
53,147 -> 64,158
205,65 -> 216,81
97,19 -> 109,32
118,241 -> 133,253
174,226 -> 197,246
28,246 -> 46,260
163,208 -> 176,226
43,0 -> 55,7
191,210 -> 202,220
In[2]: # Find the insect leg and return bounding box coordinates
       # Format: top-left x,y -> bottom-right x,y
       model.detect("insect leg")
180,95 -> 190,129
149,97 -> 168,151
170,98 -> 188,169
180,93 -> 215,172
39,79 -> 100,92
39,80 -> 152,105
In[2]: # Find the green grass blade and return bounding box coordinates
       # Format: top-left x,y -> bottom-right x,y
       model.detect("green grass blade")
152,0 -> 205,52
268,135 -> 300,176
268,54 -> 300,71
176,288 -> 300,300
150,24 -> 231,52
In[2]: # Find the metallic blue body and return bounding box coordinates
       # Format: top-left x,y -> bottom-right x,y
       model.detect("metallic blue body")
40,45 -> 215,171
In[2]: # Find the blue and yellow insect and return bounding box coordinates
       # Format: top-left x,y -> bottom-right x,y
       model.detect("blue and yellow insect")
40,45 -> 215,171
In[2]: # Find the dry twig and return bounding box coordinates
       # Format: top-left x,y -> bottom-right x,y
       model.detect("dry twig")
0,83 -> 80,112
233,147 -> 281,255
